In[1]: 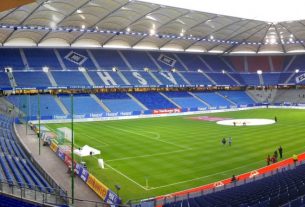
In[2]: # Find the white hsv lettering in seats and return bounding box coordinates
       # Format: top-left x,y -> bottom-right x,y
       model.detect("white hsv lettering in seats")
132,72 -> 147,85
97,72 -> 117,85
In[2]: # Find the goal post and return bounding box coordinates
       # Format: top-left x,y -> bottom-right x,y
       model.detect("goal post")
56,127 -> 73,144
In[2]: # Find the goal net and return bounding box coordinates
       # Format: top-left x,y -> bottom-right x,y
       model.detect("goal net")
56,127 -> 73,144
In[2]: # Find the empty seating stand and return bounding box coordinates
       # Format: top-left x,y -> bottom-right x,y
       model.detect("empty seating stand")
96,93 -> 143,112
0,194 -> 42,207
218,91 -> 255,105
0,115 -> 52,192
163,92 -> 207,109
0,48 -> 302,88
58,94 -> 105,115
132,92 -> 176,110
6,95 -> 65,118
194,92 -> 233,108
164,164 -> 305,207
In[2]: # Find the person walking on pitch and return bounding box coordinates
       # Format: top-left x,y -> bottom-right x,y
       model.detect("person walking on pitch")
222,138 -> 226,145
228,137 -> 232,146
278,146 -> 283,159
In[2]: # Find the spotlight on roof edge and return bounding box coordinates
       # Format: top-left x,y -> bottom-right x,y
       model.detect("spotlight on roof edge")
42,66 -> 49,72
0,23 -> 304,47
295,69 -> 300,73
257,70 -> 263,75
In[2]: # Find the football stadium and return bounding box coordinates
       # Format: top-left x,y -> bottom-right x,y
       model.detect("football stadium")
1,0 -> 305,206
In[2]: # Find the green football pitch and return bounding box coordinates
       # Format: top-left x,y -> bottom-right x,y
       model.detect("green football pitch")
46,108 -> 305,201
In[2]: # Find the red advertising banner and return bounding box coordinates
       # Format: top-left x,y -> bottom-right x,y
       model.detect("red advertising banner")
64,153 -> 77,168
153,108 -> 181,115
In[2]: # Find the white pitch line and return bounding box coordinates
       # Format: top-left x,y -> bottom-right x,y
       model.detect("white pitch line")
69,142 -> 148,190
75,131 -> 110,146
147,160 -> 264,190
107,149 -> 190,162
104,125 -> 192,150
105,163 -> 148,190
148,146 -> 305,190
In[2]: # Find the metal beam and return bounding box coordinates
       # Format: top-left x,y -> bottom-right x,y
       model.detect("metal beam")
255,24 -> 273,53
84,6 -> 161,46
206,20 -> 262,52
130,14 -> 218,48
184,18 -> 246,50
19,1 -> 45,25
0,7 -> 20,22
2,29 -> 18,45
130,11 -> 190,48
278,22 -> 305,50
274,24 -> 286,53
0,2 -> 37,45
37,0 -> 91,44
222,24 -> 268,54
69,1 -> 132,45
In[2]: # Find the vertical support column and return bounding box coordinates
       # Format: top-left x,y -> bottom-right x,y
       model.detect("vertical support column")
38,93 -> 41,155
70,94 -> 74,204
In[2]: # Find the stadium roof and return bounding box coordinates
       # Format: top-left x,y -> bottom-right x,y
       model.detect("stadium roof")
0,0 -> 305,54
140,0 -> 305,23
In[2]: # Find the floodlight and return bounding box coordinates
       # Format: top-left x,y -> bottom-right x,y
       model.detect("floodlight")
4,67 -> 12,73
42,66 -> 49,72
257,70 -> 262,75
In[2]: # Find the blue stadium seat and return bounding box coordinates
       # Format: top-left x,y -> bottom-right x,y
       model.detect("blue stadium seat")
132,92 -> 176,110
194,92 -> 232,108
176,53 -> 209,72
181,72 -> 213,85
57,49 -> 96,70
164,164 -> 305,207
23,48 -> 62,70
51,71 -> 90,86
0,73 -> 10,87
163,92 -> 207,108
239,73 -> 260,86
0,155 -> 14,185
58,94 -> 105,114
200,55 -> 233,72
207,73 -> 238,85
149,52 -> 186,71
0,194 -> 41,207
14,72 -> 52,87
0,48 -> 24,70
218,91 -> 255,105
151,71 -> 187,85
96,93 -> 143,112
121,71 -> 158,86
262,73 -> 281,86
91,50 -> 128,70
6,95 -> 65,118
121,50 -> 157,70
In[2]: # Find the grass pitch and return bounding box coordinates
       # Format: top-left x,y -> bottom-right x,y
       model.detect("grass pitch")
46,108 -> 305,201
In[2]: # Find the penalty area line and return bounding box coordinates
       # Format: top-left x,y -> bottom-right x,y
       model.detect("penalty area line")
84,152 -> 149,191
104,125 -> 192,150
107,149 -> 190,162
105,163 -> 149,191
148,146 -> 305,190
